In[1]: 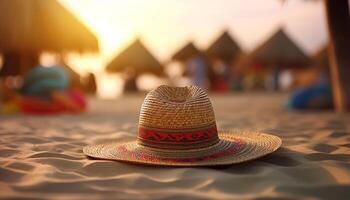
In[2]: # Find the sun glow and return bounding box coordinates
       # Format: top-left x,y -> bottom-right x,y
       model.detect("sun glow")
57,0 -> 327,98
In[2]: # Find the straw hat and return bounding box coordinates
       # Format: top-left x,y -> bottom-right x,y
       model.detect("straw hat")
84,85 -> 281,166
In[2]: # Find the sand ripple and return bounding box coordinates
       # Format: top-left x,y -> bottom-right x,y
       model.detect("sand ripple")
1,96 -> 350,199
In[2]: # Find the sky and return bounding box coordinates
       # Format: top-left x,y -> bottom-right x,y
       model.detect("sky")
57,0 -> 328,97
60,0 -> 328,60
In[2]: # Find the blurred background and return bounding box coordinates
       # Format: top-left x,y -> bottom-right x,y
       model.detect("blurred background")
0,0 -> 349,113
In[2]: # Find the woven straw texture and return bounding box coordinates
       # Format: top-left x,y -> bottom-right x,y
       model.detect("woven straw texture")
139,85 -> 216,129
84,85 -> 281,166
84,130 -> 282,166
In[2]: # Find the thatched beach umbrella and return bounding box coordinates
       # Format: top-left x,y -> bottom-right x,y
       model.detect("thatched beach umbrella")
205,31 -> 242,62
172,42 -> 201,61
106,39 -> 163,76
250,29 -> 310,67
0,0 -> 98,77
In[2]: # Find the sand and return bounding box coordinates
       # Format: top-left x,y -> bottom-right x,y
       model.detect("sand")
1,93 -> 350,200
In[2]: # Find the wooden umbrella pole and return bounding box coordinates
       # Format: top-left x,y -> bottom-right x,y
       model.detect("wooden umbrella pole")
325,0 -> 350,112
1,52 -> 21,77
19,51 -> 39,76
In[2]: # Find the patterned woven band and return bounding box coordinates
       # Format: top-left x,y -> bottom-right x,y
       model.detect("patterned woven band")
137,124 -> 220,150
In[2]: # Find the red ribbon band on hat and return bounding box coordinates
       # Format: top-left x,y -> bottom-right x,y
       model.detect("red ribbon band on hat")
138,125 -> 219,147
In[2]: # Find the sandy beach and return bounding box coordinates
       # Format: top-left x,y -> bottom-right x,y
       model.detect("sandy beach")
1,93 -> 350,199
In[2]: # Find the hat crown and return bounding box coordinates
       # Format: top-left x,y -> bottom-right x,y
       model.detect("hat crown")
138,85 -> 219,150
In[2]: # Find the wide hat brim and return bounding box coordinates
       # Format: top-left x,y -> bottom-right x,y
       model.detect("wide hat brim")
83,130 -> 282,166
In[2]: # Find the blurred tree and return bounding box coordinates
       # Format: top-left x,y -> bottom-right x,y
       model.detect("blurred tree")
324,0 -> 350,112
281,0 -> 350,112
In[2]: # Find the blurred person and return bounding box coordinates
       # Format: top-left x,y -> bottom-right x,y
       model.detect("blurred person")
2,65 -> 87,114
187,54 -> 208,90
211,59 -> 230,93
271,66 -> 281,91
